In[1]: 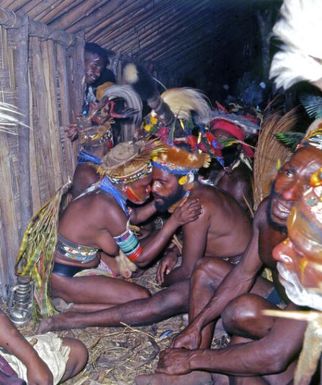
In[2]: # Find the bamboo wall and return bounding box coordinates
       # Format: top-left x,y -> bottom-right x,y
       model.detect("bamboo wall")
0,8 -> 84,298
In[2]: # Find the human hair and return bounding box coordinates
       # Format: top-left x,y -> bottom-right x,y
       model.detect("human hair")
85,42 -> 109,68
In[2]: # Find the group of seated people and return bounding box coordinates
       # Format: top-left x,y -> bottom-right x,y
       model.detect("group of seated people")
4,24 -> 322,385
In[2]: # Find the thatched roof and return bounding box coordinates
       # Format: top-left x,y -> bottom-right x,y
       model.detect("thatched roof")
2,0 -> 281,95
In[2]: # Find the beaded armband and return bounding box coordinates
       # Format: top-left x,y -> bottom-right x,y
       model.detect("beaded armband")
113,227 -> 143,263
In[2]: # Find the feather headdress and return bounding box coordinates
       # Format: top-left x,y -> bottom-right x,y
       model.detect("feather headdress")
152,145 -> 211,175
103,84 -> 143,127
160,88 -> 212,125
79,84 -> 143,148
270,0 -> 322,91
98,139 -> 164,184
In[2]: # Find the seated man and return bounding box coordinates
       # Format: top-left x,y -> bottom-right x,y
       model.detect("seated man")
38,141 -> 267,334
151,131 -> 322,385
0,309 -> 87,385
16,140 -> 200,318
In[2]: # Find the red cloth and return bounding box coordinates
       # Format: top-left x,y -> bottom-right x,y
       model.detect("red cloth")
211,119 -> 254,158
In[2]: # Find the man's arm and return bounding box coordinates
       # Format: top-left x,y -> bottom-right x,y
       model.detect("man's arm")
129,201 -> 157,224
137,198 -> 201,267
0,311 -> 53,385
162,208 -> 208,286
158,304 -> 306,376
173,211 -> 263,349
105,197 -> 201,268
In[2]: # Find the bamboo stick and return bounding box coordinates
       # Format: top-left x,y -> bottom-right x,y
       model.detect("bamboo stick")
34,0 -> 69,23
15,15 -> 32,239
87,0 -> 171,43
49,0 -> 106,31
29,36 -> 54,204
85,0 -> 145,40
43,39 -> 64,190
101,1 -> 206,50
56,42 -> 76,179
67,0 -> 124,34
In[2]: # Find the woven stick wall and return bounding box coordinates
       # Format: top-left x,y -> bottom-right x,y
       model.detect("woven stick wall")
0,7 -> 84,297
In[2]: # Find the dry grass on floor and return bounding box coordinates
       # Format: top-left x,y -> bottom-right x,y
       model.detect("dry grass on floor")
18,264 -> 228,385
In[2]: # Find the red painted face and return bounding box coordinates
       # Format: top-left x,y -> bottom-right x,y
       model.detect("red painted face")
269,146 -> 322,227
123,174 -> 152,205
84,52 -> 105,85
273,182 -> 322,291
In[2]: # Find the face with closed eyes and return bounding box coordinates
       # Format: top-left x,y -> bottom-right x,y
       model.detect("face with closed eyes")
123,174 -> 152,205
269,146 -> 322,228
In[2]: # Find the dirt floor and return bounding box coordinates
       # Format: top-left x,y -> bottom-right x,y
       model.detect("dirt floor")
18,264 -> 229,385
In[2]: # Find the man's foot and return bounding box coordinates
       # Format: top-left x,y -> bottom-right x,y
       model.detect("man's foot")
135,371 -> 214,385
38,313 -> 70,333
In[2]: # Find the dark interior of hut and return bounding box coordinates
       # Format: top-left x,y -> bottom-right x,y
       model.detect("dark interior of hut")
0,1 -> 321,385
2,0 -> 283,105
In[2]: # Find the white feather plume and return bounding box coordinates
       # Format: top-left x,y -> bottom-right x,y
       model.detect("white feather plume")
103,84 -> 143,126
270,0 -> 322,90
0,101 -> 28,134
160,88 -> 212,124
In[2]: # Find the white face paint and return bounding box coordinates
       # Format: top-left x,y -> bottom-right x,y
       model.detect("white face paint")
277,262 -> 322,310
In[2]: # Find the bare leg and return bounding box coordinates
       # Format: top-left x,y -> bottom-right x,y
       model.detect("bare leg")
39,281 -> 189,332
135,371 -> 214,385
190,258 -> 233,348
221,294 -> 276,339
50,273 -> 150,306
223,295 -> 298,385
60,337 -> 88,382
190,259 -> 272,348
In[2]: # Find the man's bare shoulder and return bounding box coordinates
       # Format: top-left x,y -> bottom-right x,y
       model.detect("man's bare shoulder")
191,183 -> 225,203
253,198 -> 269,228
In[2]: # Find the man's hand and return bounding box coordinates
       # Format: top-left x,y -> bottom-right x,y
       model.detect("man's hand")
171,198 -> 201,227
156,348 -> 192,375
171,322 -> 202,350
156,249 -> 179,285
65,123 -> 79,141
26,357 -> 53,385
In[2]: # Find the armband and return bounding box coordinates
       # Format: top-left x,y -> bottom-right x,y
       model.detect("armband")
113,227 -> 143,263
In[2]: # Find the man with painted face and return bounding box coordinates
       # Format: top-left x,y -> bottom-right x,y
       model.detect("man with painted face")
273,164 -> 322,309
19,140 -> 201,322
149,131 -> 322,385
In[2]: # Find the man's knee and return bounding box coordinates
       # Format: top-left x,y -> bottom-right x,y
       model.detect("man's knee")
63,337 -> 88,376
129,286 -> 151,301
192,257 -> 228,288
192,258 -> 220,287
222,294 -> 274,338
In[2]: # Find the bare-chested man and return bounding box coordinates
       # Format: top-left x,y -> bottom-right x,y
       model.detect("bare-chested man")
18,140 -> 200,318
149,138 -> 322,385
39,143 -> 266,334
